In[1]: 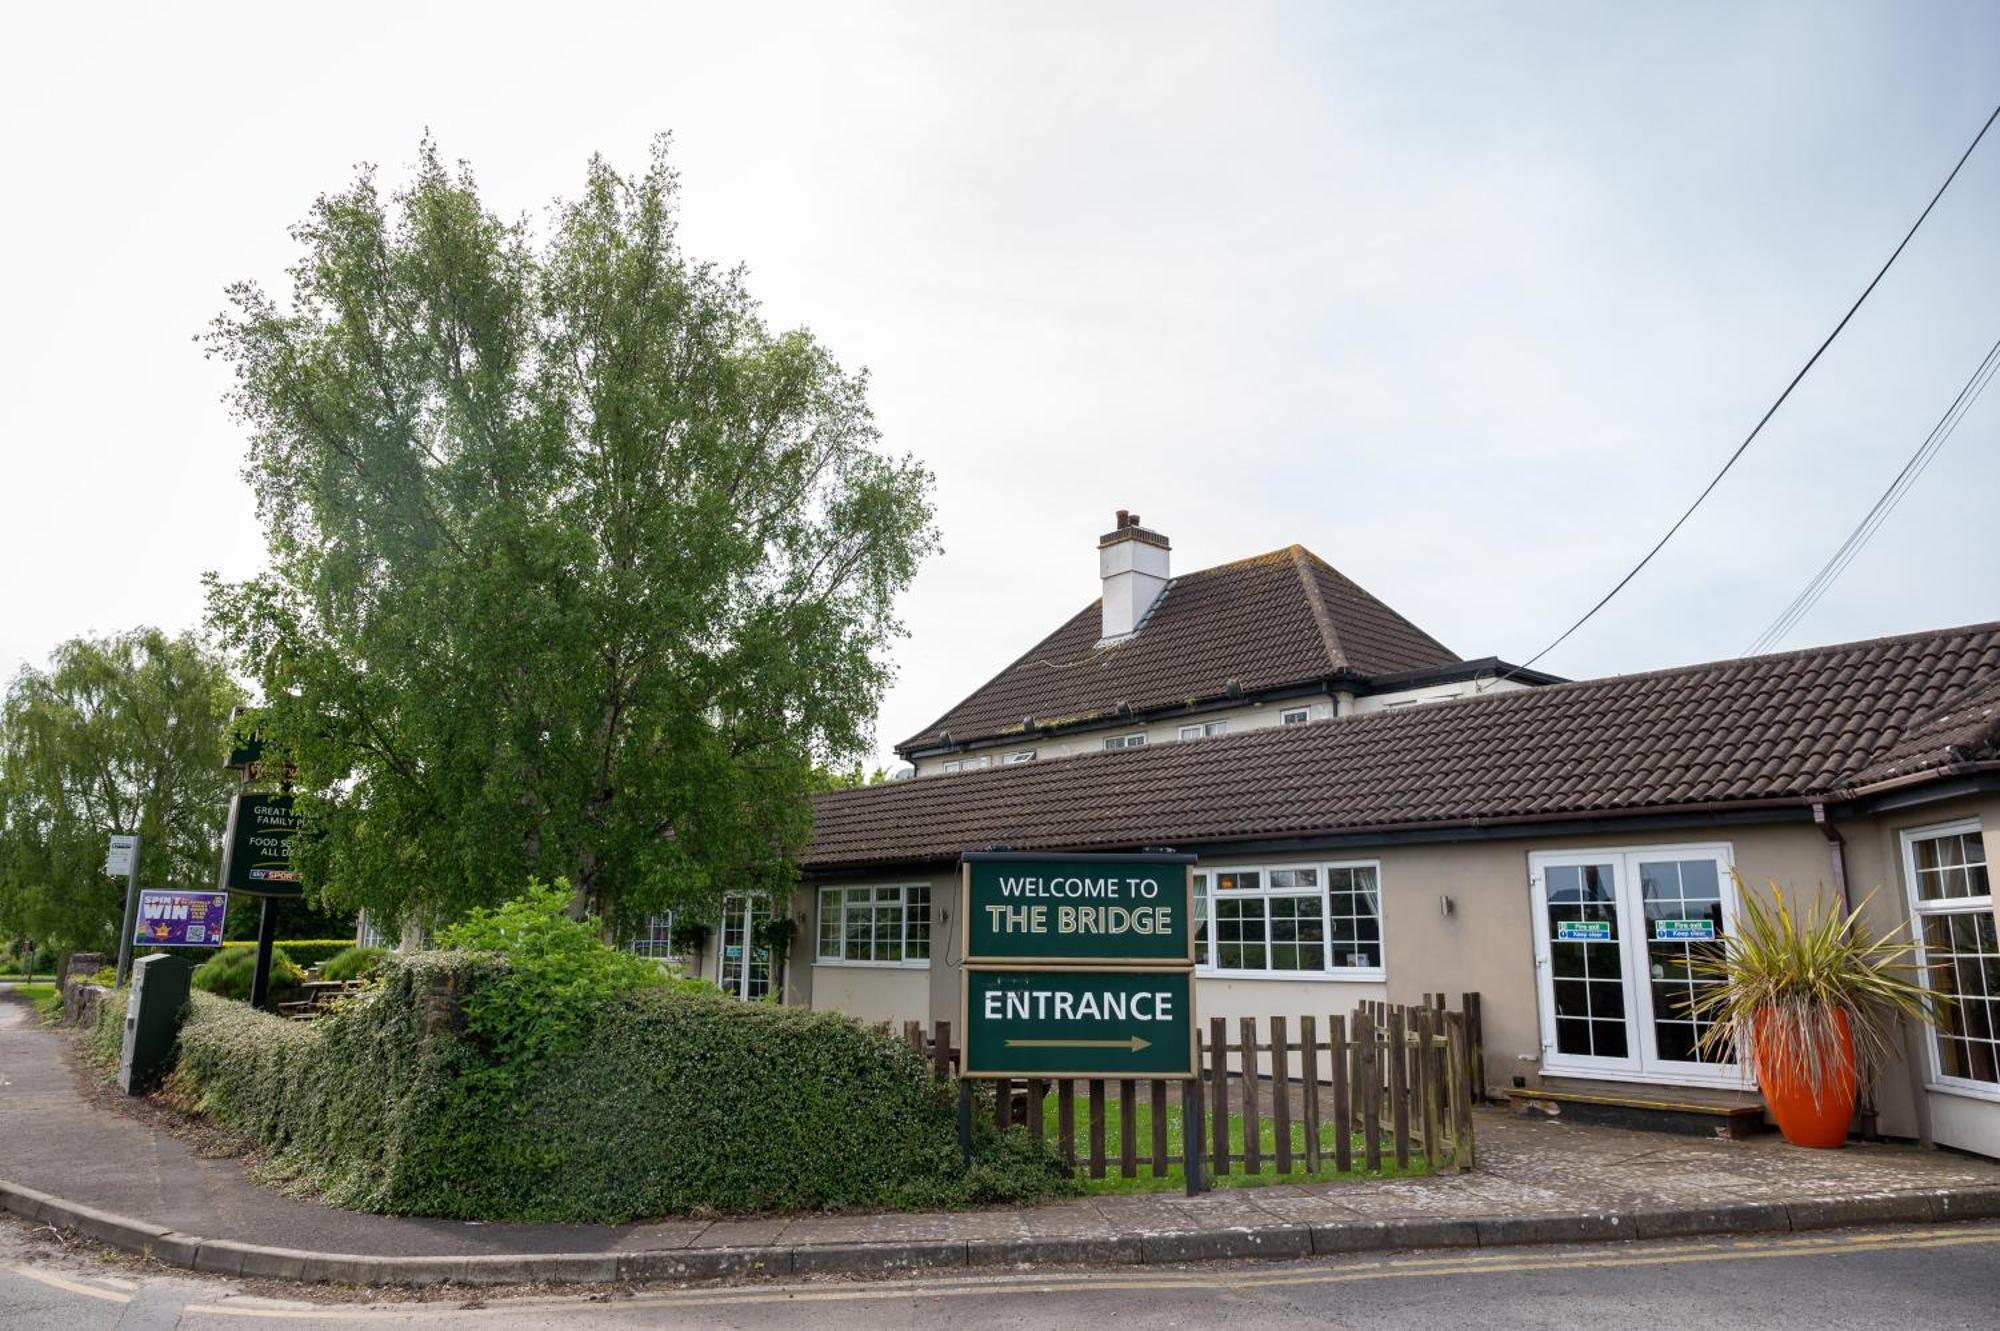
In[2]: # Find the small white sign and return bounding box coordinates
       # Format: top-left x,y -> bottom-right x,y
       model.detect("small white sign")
105,834 -> 137,877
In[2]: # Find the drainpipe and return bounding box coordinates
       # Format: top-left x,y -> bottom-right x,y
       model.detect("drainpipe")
1813,802 -> 1879,1141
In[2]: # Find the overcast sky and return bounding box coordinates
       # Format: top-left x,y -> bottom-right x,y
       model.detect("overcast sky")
3,2 -> 1997,769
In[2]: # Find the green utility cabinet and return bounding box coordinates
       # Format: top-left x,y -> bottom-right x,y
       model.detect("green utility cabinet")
118,953 -> 194,1095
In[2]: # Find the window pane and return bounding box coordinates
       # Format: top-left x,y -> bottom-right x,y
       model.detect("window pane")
1925,909 -> 2000,1085
1914,831 -> 1991,902
1192,873 -> 1210,968
905,886 -> 931,960
1215,897 -> 1267,971
818,890 -> 842,960
1328,865 -> 1382,969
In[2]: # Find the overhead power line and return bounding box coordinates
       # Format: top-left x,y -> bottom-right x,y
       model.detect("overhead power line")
1508,99 -> 2000,677
1742,333 -> 2000,656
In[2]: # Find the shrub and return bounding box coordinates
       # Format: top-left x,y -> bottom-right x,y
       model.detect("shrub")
153,939 -> 356,970
191,945 -> 304,1002
156,947 -> 1073,1221
85,964 -> 118,988
317,946 -> 388,982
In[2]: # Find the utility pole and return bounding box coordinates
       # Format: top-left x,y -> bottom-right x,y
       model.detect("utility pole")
112,833 -> 143,985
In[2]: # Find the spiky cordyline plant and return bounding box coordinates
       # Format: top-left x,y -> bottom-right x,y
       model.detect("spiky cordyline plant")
1687,878 -> 1946,1107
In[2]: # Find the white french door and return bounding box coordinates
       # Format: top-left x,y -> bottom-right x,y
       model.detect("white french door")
716,894 -> 772,1002
1529,845 -> 1744,1085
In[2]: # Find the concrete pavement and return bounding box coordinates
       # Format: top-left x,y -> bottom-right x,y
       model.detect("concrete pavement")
6,992 -> 2000,1286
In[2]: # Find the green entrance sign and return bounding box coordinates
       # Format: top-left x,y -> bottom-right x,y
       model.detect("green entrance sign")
961,852 -> 1195,964
961,967 -> 1196,1079
220,792 -> 306,897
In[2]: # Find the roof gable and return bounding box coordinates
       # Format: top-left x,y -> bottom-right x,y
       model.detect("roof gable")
826,622 -> 2000,868
897,546 -> 1459,753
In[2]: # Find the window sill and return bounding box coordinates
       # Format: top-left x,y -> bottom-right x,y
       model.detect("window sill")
1925,1080 -> 2000,1105
1197,968 -> 1385,983
813,958 -> 931,971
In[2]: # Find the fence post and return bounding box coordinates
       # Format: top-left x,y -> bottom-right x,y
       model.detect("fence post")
1240,1017 -> 1263,1176
1358,1007 -> 1381,1171
1058,1079 -> 1077,1169
1330,1013 -> 1352,1173
1271,1015 -> 1293,1176
1389,1007 -> 1410,1169
1300,1015 -> 1322,1173
1446,1011 -> 1477,1171
1463,991 -> 1486,1104
1182,1078 -> 1204,1196
1415,1009 -> 1440,1175
1027,1077 -> 1046,1142
1088,1079 -> 1108,1179
1149,1080 -> 1169,1174
1119,1079 -> 1138,1179
1209,1016 -> 1229,1180
933,1020 -> 954,1081
994,1077 -> 1012,1131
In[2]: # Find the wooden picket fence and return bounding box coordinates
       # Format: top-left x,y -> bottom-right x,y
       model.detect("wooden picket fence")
892,992 -> 1485,1186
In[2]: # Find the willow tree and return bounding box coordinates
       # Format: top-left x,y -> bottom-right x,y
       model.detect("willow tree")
204,138 -> 936,935
0,630 -> 244,952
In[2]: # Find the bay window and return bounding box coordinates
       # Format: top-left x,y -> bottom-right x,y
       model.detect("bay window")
1903,821 -> 1999,1093
817,884 -> 932,966
1192,862 -> 1383,977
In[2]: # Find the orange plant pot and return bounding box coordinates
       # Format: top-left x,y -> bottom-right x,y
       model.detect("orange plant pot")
1753,1007 -> 1856,1149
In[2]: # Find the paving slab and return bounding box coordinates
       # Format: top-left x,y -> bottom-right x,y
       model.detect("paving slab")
5,994 -> 2000,1286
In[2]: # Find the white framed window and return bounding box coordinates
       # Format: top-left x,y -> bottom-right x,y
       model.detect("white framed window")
627,912 -> 677,964
1902,820 -> 1998,1096
1001,750 -> 1036,765
941,755 -> 991,774
1191,863 -> 1383,978
356,911 -> 386,950
817,884 -> 932,966
1102,733 -> 1146,751
1178,720 -> 1228,741
1280,707 -> 1311,726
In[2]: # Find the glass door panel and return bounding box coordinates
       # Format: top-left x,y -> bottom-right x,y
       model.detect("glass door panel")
1536,860 -> 1637,1070
1637,857 -> 1733,1070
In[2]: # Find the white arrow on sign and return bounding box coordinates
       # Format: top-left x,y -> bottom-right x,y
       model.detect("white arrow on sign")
1003,1036 -> 1152,1052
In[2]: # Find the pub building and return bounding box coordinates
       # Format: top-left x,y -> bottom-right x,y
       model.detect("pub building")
517,513 -> 2000,1155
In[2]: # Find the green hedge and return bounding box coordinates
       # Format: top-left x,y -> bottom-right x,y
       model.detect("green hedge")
149,953 -> 1070,1221
141,939 -> 356,970
192,946 -> 306,1002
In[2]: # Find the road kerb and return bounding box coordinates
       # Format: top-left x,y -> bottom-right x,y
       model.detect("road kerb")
6,1175 -> 1997,1287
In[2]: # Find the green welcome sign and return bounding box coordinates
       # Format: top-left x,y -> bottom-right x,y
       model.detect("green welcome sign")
220,792 -> 306,897
961,967 -> 1197,1078
959,851 -> 1197,1080
962,852 -> 1194,964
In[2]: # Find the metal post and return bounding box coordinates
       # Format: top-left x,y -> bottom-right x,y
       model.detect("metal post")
957,1079 -> 974,1168
1182,1079 -> 1203,1196
248,897 -> 279,1011
113,834 -> 143,986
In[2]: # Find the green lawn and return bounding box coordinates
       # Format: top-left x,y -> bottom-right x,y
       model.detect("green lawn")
1023,1089 -> 1431,1195
9,983 -> 63,1021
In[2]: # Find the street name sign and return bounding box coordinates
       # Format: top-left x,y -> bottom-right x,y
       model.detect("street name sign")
134,890 -> 229,947
961,967 -> 1196,1079
219,793 -> 306,896
962,853 -> 1194,964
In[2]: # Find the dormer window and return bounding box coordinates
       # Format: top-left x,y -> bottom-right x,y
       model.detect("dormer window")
1280,707 -> 1311,725
1178,720 -> 1227,741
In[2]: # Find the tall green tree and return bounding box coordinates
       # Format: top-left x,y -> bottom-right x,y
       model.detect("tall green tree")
0,630 -> 245,952
205,138 -> 936,937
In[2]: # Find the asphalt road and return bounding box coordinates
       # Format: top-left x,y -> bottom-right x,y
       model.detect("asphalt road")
4,1216 -> 1997,1329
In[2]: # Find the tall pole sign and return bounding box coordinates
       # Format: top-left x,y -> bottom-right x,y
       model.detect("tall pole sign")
220,709 -> 306,1011
958,850 -> 1202,1193
109,834 -> 143,985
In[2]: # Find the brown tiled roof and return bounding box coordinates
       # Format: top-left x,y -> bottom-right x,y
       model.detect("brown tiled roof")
896,546 -> 1459,753
818,622 -> 2000,869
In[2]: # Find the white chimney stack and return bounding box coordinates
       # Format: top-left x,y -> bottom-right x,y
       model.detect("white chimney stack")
1098,509 -> 1170,642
